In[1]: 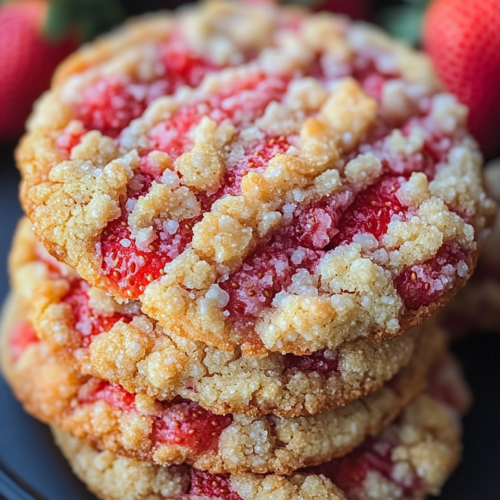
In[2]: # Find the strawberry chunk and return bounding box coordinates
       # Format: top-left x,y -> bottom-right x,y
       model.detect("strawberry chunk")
309,433 -> 423,499
10,322 -> 39,362
100,213 -> 198,298
189,469 -> 242,500
75,76 -> 149,137
160,44 -> 218,93
331,175 -> 405,247
285,349 -> 339,375
78,380 -> 136,411
221,236 -> 321,323
395,244 -> 470,311
62,280 -> 129,346
152,398 -> 232,453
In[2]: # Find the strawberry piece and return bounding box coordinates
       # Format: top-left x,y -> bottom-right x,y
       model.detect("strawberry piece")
78,380 -> 136,411
152,398 -> 232,453
221,236 -> 321,322
74,45 -> 217,138
102,75 -> 290,298
55,123 -> 87,155
10,322 -> 39,362
0,0 -> 76,140
149,73 -> 288,157
62,280 -> 128,346
310,433 -> 423,498
75,76 -> 149,138
189,469 -> 242,500
100,214 -> 197,298
394,244 -> 470,311
160,43 -> 218,92
285,349 -> 339,375
424,0 -> 500,158
331,175 -> 405,247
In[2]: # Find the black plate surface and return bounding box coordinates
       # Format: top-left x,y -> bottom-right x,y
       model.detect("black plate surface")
0,141 -> 499,499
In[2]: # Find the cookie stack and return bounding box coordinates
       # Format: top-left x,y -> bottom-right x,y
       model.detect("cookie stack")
1,1 -> 495,499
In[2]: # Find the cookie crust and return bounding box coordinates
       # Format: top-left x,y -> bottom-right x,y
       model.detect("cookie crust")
10,217 -> 420,417
17,1 -> 495,355
1,293 -> 445,475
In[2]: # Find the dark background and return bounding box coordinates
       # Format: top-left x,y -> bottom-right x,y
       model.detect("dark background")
0,1 -> 499,498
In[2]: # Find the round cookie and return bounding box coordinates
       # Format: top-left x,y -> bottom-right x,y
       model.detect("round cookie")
17,0 -> 495,355
441,159 -> 500,336
0,294 -> 444,475
10,217 -> 419,417
53,355 -> 469,500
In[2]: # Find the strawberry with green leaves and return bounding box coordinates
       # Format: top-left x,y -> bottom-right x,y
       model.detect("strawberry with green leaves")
0,0 -> 123,141
424,0 -> 500,159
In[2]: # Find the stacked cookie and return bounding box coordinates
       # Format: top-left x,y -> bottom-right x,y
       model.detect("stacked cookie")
1,1 -> 495,499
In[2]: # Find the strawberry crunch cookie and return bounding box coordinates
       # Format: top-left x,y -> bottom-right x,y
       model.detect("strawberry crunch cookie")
10,217 -> 420,417
53,355 -> 469,500
17,0 -> 495,355
0,294 -> 445,475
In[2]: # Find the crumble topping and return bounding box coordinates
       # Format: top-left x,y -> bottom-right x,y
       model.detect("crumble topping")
18,0 -> 495,355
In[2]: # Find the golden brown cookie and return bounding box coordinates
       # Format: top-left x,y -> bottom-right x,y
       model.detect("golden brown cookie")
1,293 -> 445,475
53,353 -> 469,500
10,217 -> 420,417
17,0 -> 495,355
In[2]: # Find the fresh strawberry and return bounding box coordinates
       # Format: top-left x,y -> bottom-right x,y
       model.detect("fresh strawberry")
423,0 -> 500,158
0,1 -> 76,140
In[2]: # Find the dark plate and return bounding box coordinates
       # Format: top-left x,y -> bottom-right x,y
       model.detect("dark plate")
0,142 -> 499,499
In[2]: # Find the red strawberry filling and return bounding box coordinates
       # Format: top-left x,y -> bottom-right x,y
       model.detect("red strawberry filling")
77,380 -> 231,454
149,73 -> 289,157
62,280 -> 129,347
309,432 -> 423,499
78,380 -> 136,411
285,349 -> 339,375
55,123 -> 87,155
395,244 -> 470,311
152,398 -> 232,453
330,175 -> 405,247
72,44 -> 219,139
10,322 -> 39,362
101,74 -> 291,298
188,469 -> 241,500
75,76 -> 151,138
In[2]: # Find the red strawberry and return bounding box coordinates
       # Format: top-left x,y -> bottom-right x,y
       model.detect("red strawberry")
423,0 -> 500,159
0,0 -> 77,140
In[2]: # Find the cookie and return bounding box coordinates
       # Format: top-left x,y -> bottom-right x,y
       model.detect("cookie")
17,0 -> 495,355
0,293 -> 445,475
10,217 -> 419,417
441,159 -> 500,335
52,354 -> 469,500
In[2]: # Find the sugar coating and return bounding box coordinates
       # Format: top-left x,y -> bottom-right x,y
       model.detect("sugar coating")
0,294 -> 445,475
10,218 -> 419,417
52,383 -> 465,500
17,0 -> 495,355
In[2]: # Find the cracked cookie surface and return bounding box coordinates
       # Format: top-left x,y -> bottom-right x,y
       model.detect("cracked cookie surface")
1,292 -> 444,475
17,0 -> 495,355
10,217 -> 420,417
53,353 -> 469,500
